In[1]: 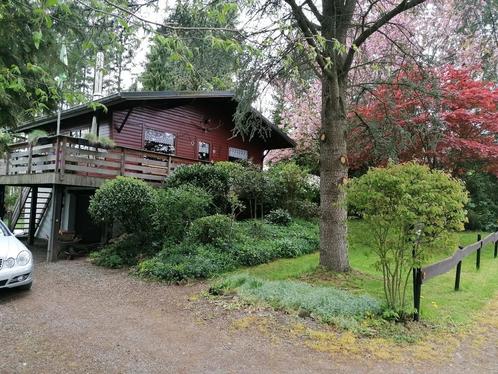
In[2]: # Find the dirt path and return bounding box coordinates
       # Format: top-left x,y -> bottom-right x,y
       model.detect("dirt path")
0,258 -> 497,373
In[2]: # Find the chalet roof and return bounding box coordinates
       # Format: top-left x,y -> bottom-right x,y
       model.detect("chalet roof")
18,91 -> 295,149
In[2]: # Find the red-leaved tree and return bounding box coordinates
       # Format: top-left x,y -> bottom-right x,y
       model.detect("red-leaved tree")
353,66 -> 498,174
269,66 -> 498,176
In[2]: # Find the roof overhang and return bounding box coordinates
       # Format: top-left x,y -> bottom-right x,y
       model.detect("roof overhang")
17,91 -> 295,149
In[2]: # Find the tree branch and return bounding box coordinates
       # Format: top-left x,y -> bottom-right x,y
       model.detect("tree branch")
342,0 -> 428,73
283,0 -> 333,78
303,0 -> 323,22
99,0 -> 242,34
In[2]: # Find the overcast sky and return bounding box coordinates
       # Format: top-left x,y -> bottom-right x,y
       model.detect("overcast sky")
120,0 -> 170,88
119,0 -> 274,115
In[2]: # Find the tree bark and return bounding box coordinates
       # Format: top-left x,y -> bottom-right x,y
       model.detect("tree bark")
319,70 -> 350,272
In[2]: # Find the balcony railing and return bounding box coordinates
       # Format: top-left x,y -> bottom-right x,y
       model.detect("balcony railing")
0,135 -> 206,185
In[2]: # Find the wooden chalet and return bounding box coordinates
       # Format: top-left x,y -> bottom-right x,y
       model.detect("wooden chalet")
0,91 -> 294,261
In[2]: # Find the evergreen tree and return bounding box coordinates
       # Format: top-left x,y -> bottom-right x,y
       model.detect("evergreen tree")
60,0 -> 141,100
141,0 -> 240,91
0,1 -> 61,127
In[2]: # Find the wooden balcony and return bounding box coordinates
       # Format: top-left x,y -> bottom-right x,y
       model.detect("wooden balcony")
0,135 -> 205,187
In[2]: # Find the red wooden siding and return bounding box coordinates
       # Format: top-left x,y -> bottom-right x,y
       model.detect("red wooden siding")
112,101 -> 266,164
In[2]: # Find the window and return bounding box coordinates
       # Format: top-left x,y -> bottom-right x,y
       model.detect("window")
198,141 -> 210,161
144,128 -> 176,155
228,147 -> 248,161
69,128 -> 90,138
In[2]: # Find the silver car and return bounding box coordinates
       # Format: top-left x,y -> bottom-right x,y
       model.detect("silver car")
0,220 -> 33,290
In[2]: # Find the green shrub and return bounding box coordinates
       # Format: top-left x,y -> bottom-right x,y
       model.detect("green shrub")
241,219 -> 268,239
265,209 -> 291,225
214,275 -> 381,322
266,161 -> 311,215
273,238 -> 307,258
462,172 -> 498,231
155,185 -> 212,242
231,222 -> 318,266
0,130 -> 12,156
90,247 -> 126,268
89,176 -> 157,234
292,200 -> 319,220
167,163 -> 233,212
137,244 -> 236,281
348,162 -> 468,314
231,164 -> 273,218
188,214 -> 234,247
136,220 -> 319,282
231,241 -> 274,266
89,233 -> 153,268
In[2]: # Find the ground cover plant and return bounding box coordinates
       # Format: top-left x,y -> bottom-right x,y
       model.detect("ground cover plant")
213,274 -> 381,328
136,219 -> 319,282
227,220 -> 496,328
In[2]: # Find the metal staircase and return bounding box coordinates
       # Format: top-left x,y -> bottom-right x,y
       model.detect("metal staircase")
9,187 -> 52,236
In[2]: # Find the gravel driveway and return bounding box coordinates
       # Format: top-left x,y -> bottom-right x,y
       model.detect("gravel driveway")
1,257 -> 497,373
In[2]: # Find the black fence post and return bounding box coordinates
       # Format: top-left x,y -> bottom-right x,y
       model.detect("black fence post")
477,234 -> 482,270
494,240 -> 498,259
413,268 -> 422,321
454,261 -> 462,291
454,245 -> 464,291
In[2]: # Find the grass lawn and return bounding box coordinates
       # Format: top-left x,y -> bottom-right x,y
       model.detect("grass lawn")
234,220 -> 498,327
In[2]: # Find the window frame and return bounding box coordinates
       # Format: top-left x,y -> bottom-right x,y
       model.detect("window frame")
143,127 -> 177,156
228,146 -> 248,162
197,141 -> 211,161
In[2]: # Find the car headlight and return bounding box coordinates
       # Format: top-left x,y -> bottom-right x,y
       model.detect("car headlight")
16,250 -> 31,266
5,257 -> 15,268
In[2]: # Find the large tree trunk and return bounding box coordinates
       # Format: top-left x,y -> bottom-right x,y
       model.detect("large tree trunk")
319,71 -> 350,272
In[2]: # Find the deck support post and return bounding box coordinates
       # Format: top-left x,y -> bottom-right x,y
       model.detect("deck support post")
28,186 -> 38,245
47,185 -> 64,262
0,185 -> 5,220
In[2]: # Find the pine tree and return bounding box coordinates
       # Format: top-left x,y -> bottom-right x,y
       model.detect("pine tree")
141,0 -> 240,91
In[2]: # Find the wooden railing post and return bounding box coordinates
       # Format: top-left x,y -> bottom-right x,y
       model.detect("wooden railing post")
4,150 -> 9,175
476,233 -> 482,270
54,136 -> 61,175
120,148 -> 125,176
27,143 -> 33,174
167,155 -> 172,175
59,137 -> 66,181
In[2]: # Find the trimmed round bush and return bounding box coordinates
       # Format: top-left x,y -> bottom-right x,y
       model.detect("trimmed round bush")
265,209 -> 292,225
155,185 -> 212,242
89,176 -> 157,234
188,214 -> 233,246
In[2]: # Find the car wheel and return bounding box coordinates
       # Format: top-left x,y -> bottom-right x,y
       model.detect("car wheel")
18,282 -> 32,291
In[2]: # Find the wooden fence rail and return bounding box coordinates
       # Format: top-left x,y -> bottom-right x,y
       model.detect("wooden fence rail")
413,231 -> 498,321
